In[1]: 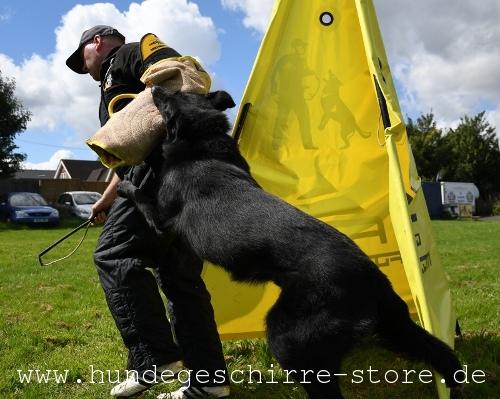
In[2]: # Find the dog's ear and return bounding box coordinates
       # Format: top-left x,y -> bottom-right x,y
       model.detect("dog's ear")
151,86 -> 182,141
205,91 -> 236,111
151,86 -> 175,114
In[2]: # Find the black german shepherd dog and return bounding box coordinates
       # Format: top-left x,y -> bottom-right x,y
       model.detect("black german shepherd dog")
117,86 -> 461,398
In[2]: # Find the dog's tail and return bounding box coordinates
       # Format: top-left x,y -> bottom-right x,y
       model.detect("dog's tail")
358,129 -> 371,139
376,286 -> 462,387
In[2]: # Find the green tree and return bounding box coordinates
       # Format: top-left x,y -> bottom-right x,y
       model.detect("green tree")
443,111 -> 500,198
0,71 -> 31,178
406,112 -> 451,181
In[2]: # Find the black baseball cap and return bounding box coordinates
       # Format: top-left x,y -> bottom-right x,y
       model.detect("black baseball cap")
66,25 -> 125,74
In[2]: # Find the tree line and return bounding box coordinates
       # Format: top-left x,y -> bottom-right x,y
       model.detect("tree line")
406,111 -> 500,203
0,71 -> 30,178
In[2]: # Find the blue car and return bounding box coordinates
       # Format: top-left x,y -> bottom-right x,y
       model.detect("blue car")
0,192 -> 59,226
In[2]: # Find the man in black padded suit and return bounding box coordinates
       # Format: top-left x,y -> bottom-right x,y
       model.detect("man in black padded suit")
66,25 -> 230,399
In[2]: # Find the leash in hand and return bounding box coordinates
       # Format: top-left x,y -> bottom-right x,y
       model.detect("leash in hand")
38,220 -> 92,266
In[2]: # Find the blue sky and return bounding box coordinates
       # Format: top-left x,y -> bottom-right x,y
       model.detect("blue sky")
1,0 -> 499,169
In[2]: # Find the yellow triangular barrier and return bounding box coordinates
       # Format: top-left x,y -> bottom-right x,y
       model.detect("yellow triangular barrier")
202,2 -> 456,397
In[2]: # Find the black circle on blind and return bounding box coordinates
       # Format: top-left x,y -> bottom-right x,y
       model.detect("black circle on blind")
320,12 -> 334,26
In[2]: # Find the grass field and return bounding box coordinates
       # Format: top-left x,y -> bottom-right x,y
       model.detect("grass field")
0,218 -> 498,398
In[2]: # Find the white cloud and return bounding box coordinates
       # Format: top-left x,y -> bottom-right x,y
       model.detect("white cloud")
221,0 -> 273,33
1,0 -> 222,152
486,110 -> 500,138
0,6 -> 12,22
221,0 -> 500,141
375,0 -> 500,137
22,150 -> 77,170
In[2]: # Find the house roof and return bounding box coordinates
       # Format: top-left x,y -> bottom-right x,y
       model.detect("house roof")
55,159 -> 111,182
14,170 -> 55,179
87,168 -> 115,182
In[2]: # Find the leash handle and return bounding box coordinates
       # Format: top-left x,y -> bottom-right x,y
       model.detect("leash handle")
38,220 -> 92,266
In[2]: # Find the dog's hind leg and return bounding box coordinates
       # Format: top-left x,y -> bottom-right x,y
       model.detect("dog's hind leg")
301,373 -> 344,399
267,317 -> 346,398
265,289 -> 362,399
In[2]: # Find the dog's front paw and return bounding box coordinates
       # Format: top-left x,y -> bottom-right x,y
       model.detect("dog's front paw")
116,181 -> 135,199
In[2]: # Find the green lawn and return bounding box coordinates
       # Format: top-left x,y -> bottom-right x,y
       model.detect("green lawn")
0,218 -> 498,398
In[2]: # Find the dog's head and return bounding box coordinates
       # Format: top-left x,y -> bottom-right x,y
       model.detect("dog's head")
151,86 -> 235,141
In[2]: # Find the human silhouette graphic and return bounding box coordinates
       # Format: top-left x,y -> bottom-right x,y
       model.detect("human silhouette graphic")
271,39 -> 319,150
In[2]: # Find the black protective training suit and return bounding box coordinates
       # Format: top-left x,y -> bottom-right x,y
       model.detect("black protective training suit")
93,42 -> 228,386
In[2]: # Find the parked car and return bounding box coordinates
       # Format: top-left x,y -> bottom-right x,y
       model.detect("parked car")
55,191 -> 102,219
0,192 -> 59,226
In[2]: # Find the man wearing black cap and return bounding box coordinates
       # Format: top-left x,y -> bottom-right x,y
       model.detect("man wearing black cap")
66,25 -> 230,399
